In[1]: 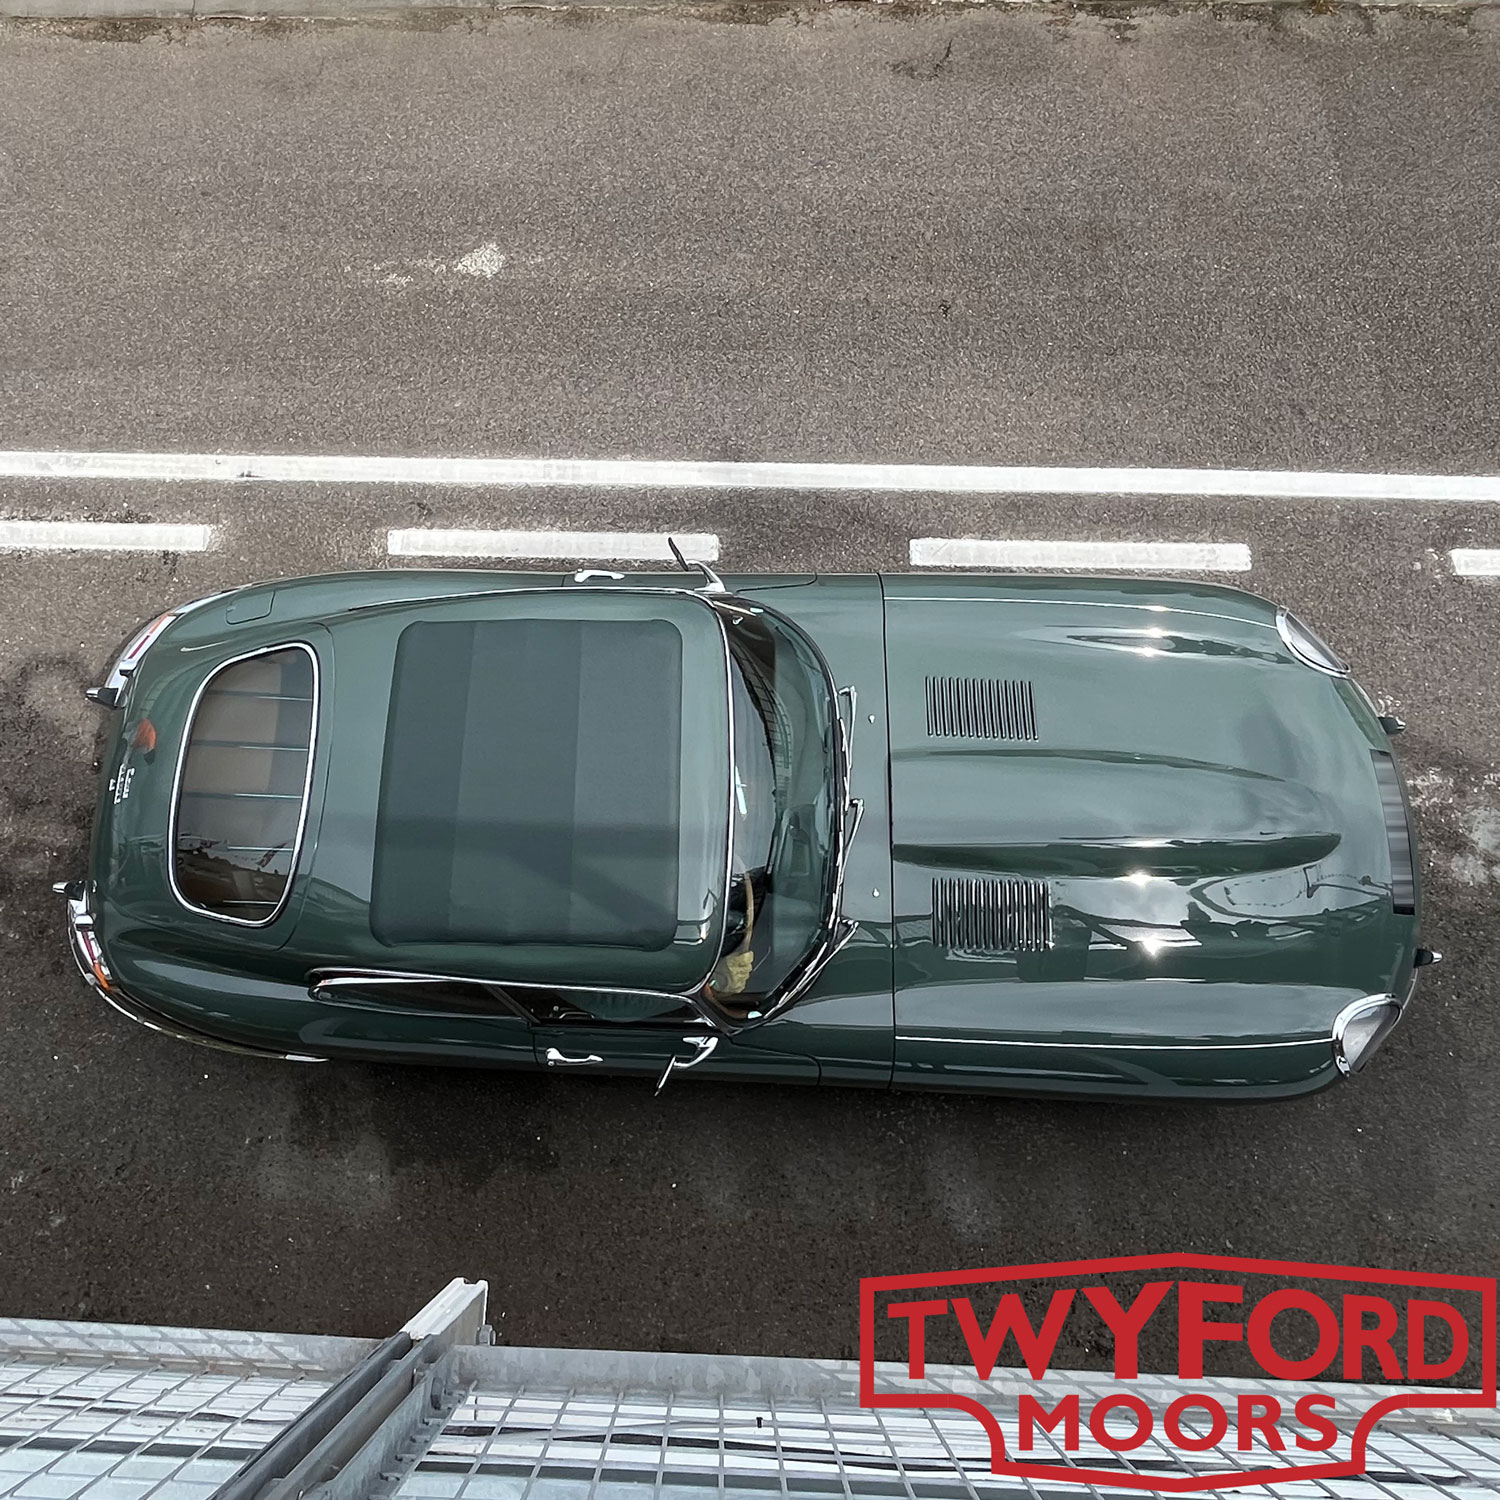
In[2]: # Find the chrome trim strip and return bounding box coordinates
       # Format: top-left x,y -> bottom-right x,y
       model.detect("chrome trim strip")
308,968 -> 703,1006
167,641 -> 321,929
895,1035 -> 1327,1052
97,984 -> 327,1063
887,596 -> 1279,632
345,583 -> 713,615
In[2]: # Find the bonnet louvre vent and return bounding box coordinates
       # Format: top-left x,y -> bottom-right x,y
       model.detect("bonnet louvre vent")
925,677 -> 1037,740
932,876 -> 1053,954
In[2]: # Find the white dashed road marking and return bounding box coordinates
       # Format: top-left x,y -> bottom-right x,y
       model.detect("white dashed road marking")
0,521 -> 214,552
387,529 -> 720,562
910,539 -> 1253,571
1449,549 -> 1500,577
1,449 -> 1499,501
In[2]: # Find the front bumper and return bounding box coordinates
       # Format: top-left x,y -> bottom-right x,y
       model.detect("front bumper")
57,880 -> 324,1063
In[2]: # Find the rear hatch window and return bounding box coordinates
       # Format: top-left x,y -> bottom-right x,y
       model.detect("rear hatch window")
172,645 -> 317,923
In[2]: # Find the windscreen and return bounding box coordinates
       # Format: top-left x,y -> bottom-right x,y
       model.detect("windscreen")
704,605 -> 838,1018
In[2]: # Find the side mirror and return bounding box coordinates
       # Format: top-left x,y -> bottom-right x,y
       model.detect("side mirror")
655,1034 -> 719,1095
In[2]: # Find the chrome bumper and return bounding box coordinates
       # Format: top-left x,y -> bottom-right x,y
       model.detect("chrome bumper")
55,880 -> 324,1063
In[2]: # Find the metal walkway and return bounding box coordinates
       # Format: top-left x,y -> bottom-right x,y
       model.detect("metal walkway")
3,1285 -> 1497,1500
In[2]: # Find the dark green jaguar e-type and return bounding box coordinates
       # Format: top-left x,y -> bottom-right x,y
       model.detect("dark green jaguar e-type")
60,564 -> 1437,1098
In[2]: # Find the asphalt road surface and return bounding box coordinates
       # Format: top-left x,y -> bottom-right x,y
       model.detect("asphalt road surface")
1,4 -> 1498,1362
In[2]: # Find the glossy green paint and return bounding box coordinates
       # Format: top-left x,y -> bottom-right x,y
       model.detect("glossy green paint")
78,570 -> 1421,1098
882,575 -> 1417,1097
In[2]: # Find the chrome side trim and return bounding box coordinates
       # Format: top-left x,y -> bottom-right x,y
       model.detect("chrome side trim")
887,595 -> 1280,633
97,984 -> 327,1063
345,583 -> 714,615
895,1035 -> 1327,1052
166,641 -> 321,929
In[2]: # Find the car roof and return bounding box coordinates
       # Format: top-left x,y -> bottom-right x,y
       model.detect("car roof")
308,587 -> 734,992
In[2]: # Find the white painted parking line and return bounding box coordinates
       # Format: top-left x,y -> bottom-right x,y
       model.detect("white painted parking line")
2,449 -> 1499,502
910,538 -> 1253,572
0,520 -> 213,552
1449,549 -> 1500,577
387,528 -> 720,562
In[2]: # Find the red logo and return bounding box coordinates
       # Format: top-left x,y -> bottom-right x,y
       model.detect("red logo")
859,1254 -> 1497,1492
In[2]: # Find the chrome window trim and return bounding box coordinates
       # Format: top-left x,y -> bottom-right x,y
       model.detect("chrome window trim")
1331,992 -> 1402,1076
308,968 -> 705,1006
307,967 -> 715,1030
167,641 -> 321,929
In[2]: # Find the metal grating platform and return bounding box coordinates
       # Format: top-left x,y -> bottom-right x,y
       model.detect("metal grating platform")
3,1289 -> 1497,1500
420,1352 -> 1500,1500
0,1353 -> 339,1500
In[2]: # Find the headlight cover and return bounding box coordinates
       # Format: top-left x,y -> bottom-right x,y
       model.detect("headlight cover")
1333,995 -> 1403,1075
1277,608 -> 1349,676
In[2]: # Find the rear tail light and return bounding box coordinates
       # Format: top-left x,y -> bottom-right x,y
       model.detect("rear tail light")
88,612 -> 179,708
87,592 -> 233,709
118,612 -> 177,672
75,925 -> 113,993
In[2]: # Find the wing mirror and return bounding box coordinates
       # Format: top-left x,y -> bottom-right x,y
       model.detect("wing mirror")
655,1034 -> 719,1094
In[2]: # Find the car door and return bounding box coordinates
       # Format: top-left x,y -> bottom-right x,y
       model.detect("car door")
304,974 -> 540,1069
514,986 -> 821,1086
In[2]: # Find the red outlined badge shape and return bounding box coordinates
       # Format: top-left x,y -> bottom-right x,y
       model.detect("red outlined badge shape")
859,1253 -> 1498,1493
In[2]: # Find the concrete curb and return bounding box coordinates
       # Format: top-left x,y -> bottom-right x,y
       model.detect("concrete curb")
0,0 -> 1491,24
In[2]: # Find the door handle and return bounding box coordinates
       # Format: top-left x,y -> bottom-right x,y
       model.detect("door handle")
545,1047 -> 603,1066
571,570 -> 625,583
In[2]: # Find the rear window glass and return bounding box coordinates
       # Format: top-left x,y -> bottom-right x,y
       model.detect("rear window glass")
173,646 -> 316,923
